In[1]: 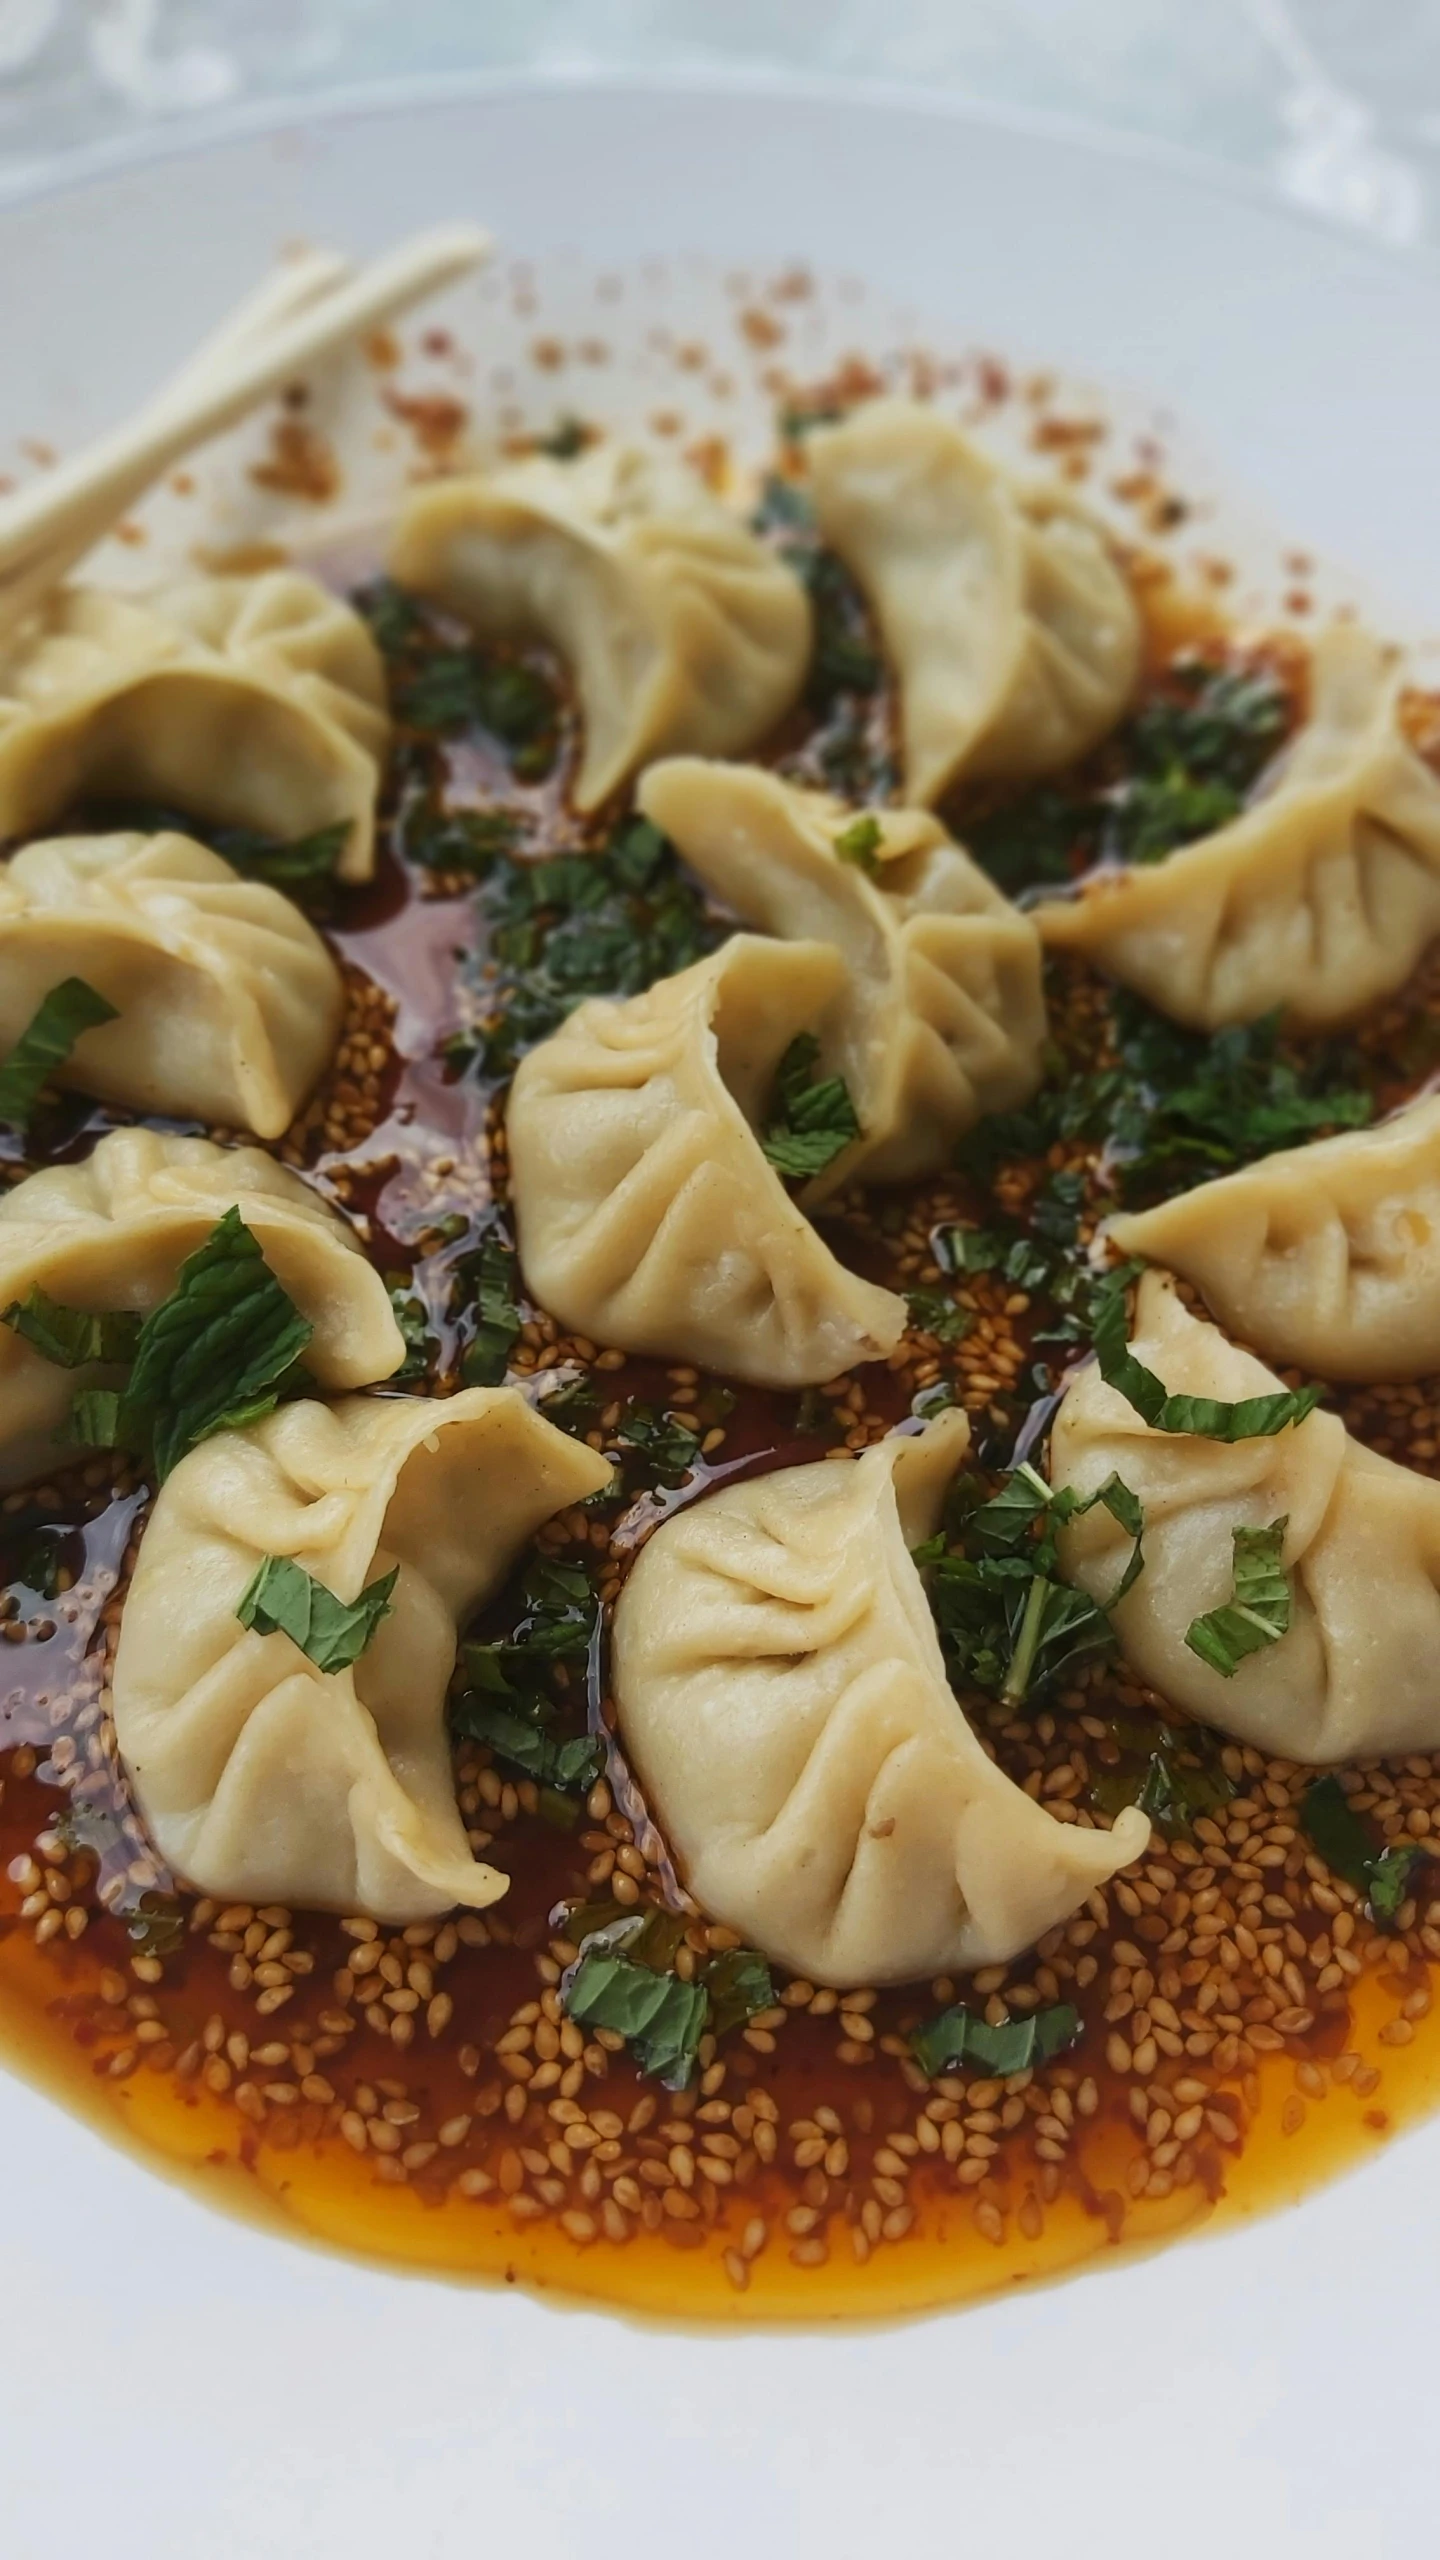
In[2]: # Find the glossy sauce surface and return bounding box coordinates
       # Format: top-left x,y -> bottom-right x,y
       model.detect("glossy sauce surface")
2,459 -> 1440,2324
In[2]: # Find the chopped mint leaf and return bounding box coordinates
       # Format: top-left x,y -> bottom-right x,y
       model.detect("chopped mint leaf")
613,1403 -> 703,1487
562,1927 -> 710,2089
210,818 -> 352,888
384,1278 -> 433,1386
705,1947 -> 775,2037
934,1225 -> 1005,1277
761,1033 -> 861,1180
1090,1712 -> 1235,1840
559,1916 -> 774,2087
907,1286 -> 972,1345
0,978 -> 118,1132
920,1462 -> 1143,1708
236,1553 -> 398,1673
2,1288 -> 141,1369
833,812 -> 883,875
534,414 -> 592,458
122,1207 -> 314,1480
911,1999 -> 1081,2081
1092,1290 -> 1321,1441
458,1232 -> 522,1386
402,803 -> 520,876
1185,1518 -> 1292,1676
1301,1775 -> 1425,1927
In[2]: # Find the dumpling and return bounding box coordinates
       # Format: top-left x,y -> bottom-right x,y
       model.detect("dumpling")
0,829 -> 343,1138
805,397 -> 1140,805
507,934 -> 906,1387
1034,624 -> 1440,1030
1052,1269 -> 1440,1759
0,1128 -> 404,1490
1108,1094 -> 1440,1384
112,1389 -> 612,1921
638,756 -> 1046,1203
612,1409 -> 1149,1986
0,572 -> 389,880
389,444 -> 811,809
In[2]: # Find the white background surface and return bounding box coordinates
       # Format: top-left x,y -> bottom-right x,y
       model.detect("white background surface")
2,67 -> 1438,2560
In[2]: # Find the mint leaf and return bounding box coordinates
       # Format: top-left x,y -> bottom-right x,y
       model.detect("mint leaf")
124,1206 -> 314,1479
833,812 -> 883,875
705,1947 -> 774,2037
458,1233 -> 521,1386
907,1285 -> 972,1345
3,1288 -> 141,1369
1301,1775 -> 1425,1927
236,1553 -> 398,1673
212,819 -> 351,888
1093,1290 -> 1321,1441
761,1033 -> 862,1181
0,978 -> 117,1132
911,1999 -> 1081,2081
1185,1517 -> 1291,1676
562,1930 -> 710,2089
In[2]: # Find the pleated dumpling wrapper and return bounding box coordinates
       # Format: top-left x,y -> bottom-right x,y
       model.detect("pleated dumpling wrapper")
507,933 -> 906,1387
638,757 -> 1046,1203
612,1409 -> 1149,1986
0,830 -> 343,1138
389,443 -> 811,809
0,1130 -> 405,1490
1108,1093 -> 1440,1385
113,1390 -> 612,1922
1034,624 -> 1440,1031
1052,1271 -> 1440,1760
0,572 -> 389,880
805,396 -> 1140,806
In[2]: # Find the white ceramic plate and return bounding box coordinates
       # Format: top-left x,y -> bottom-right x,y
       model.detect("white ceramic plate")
1,72 -> 1435,2559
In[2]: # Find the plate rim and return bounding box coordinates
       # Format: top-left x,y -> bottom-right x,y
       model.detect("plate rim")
0,55 -> 1434,290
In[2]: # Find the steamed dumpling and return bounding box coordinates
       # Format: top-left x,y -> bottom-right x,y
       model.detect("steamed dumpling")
1052,1270 -> 1440,1759
0,573 -> 389,880
507,934 -> 906,1386
637,758 -> 1047,1203
613,1410 -> 1149,1986
806,397 -> 1140,805
389,444 -> 811,808
113,1389 -> 612,1921
1034,625 -> 1440,1030
0,830 -> 343,1137
0,1129 -> 404,1489
1109,1094 -> 1440,1384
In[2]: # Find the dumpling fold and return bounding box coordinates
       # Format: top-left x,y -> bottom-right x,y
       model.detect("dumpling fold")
1034,624 -> 1440,1030
112,1389 -> 613,1921
507,934 -> 907,1386
0,829 -> 343,1137
390,444 -> 811,809
806,397 -> 1140,805
0,1129 -> 404,1490
1109,1093 -> 1440,1384
638,757 -> 1046,1202
0,572 -> 389,879
613,1410 -> 1149,1986
1052,1270 -> 1440,1760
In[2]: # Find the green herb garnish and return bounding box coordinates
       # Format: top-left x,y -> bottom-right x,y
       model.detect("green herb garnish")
236,1553 -> 398,1673
911,1999 -> 1081,2081
1300,1775 -> 1425,1928
0,979 -> 117,1132
2,1288 -> 142,1369
613,1403 -> 703,1487
70,1207 -> 314,1479
761,1033 -> 861,1181
906,1286 -> 972,1345
833,813 -> 883,875
560,1915 -> 773,2088
452,1557 -> 601,1798
919,1461 -> 1143,1709
1090,1713 -> 1235,1839
1184,1518 -> 1292,1676
1092,1291 -> 1321,1441
458,1233 -> 522,1386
